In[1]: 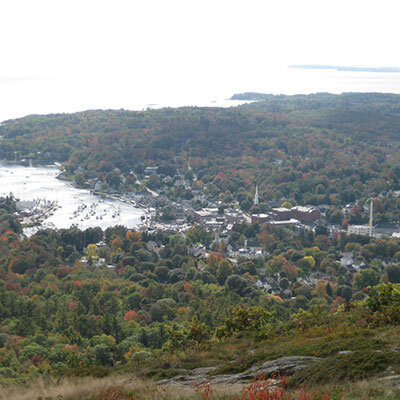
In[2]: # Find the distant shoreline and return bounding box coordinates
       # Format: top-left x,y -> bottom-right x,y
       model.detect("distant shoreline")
289,65 -> 400,73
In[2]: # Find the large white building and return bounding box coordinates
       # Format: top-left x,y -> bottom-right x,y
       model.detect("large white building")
347,225 -> 373,236
347,199 -> 374,237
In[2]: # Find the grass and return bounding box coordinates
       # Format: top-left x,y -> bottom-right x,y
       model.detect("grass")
142,323 -> 398,380
0,375 -> 169,400
0,374 -> 243,400
3,310 -> 400,399
289,350 -> 400,387
2,375 -> 400,400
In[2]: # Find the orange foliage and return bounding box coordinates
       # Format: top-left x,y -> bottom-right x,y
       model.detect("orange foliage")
206,252 -> 224,267
124,310 -> 139,322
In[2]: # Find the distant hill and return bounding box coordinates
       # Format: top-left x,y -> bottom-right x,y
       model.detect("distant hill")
289,64 -> 400,73
2,92 -> 400,208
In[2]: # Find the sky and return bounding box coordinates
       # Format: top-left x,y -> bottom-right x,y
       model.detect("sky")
0,0 -> 399,122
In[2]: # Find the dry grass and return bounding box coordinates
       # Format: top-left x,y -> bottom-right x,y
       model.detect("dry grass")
0,375 -> 245,400
0,374 -> 142,400
1,375 -> 399,400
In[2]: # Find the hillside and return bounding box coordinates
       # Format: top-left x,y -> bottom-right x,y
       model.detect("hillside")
1,93 -> 400,210
1,93 -> 400,398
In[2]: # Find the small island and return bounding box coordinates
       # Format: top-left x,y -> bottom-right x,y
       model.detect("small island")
289,64 -> 400,73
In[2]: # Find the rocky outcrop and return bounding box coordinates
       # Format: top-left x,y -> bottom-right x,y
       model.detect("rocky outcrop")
158,356 -> 320,386
378,375 -> 400,389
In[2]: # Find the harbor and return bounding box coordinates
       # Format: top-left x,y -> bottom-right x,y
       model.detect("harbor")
0,161 -> 145,234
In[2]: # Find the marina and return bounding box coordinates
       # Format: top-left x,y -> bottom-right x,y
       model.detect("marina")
0,161 -> 145,234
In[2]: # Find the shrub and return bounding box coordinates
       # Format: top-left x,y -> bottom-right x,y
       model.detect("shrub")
215,306 -> 274,339
366,283 -> 400,325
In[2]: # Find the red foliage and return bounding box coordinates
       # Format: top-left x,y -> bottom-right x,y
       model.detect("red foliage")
194,377 -> 344,400
124,310 -> 139,322
194,381 -> 214,400
56,266 -> 72,278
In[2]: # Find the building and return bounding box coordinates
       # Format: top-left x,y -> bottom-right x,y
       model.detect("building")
252,205 -> 320,225
347,225 -> 373,236
193,208 -> 219,222
271,207 -> 293,220
144,167 -> 158,175
269,219 -> 300,227
348,199 -> 374,237
246,240 -> 263,255
251,213 -> 273,223
291,206 -> 321,224
254,185 -> 259,205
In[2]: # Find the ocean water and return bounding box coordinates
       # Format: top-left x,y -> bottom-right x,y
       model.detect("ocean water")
1,67 -> 400,123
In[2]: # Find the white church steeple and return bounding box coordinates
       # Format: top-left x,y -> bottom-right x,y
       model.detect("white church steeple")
254,184 -> 259,205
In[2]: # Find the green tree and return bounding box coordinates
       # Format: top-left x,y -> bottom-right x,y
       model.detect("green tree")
217,260 -> 233,284
354,269 -> 380,290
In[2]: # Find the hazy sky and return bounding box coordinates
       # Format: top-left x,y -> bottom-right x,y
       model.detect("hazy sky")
0,0 -> 399,121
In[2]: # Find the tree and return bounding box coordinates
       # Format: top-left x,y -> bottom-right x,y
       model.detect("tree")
335,285 -> 353,302
281,201 -> 292,209
10,256 -> 33,274
366,283 -> 400,324
206,252 -> 223,268
314,235 -> 331,251
216,306 -> 274,338
315,225 -> 329,236
354,269 -> 380,290
150,299 -> 177,322
226,275 -> 251,296
168,268 -> 185,283
326,282 -> 333,297
155,266 -> 169,283
86,244 -> 98,259
386,264 -> 400,284
217,260 -> 233,284
279,278 -> 290,290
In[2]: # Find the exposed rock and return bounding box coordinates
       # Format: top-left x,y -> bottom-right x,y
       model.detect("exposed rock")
249,356 -> 319,376
158,356 -> 320,386
385,366 -> 395,374
338,350 -> 353,355
390,348 -> 400,352
378,375 -> 400,389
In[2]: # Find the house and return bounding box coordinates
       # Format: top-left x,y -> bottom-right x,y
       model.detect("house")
146,241 -> 161,252
227,244 -> 239,258
238,248 -> 250,255
340,251 -> 354,267
15,200 -> 36,216
190,245 -> 207,259
144,167 -> 158,175
246,240 -> 263,255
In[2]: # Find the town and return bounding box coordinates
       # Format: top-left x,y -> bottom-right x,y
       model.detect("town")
10,159 -> 400,302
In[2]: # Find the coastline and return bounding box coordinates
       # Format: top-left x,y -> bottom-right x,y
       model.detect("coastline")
0,160 -> 148,233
